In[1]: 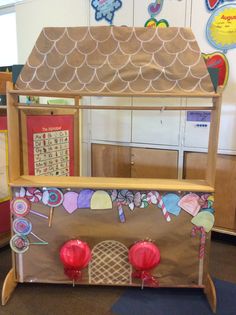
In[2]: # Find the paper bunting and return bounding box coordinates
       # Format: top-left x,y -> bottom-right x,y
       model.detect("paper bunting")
91,0 -> 122,24
178,193 -> 201,216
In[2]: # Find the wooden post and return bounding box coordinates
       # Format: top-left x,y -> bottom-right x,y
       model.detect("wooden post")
7,82 -> 21,182
206,87 -> 223,187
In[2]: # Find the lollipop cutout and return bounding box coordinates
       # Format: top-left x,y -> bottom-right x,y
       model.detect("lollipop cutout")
60,239 -> 92,286
13,218 -> 48,244
10,234 -> 47,254
11,197 -> 48,220
129,240 -> 161,288
42,188 -> 64,227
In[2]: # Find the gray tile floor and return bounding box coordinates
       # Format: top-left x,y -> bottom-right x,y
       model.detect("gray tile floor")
0,233 -> 235,315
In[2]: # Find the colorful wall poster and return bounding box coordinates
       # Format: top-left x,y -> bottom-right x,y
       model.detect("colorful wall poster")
26,115 -> 74,176
205,0 -> 236,11
91,0 -> 122,24
206,4 -> 236,51
202,52 -> 229,88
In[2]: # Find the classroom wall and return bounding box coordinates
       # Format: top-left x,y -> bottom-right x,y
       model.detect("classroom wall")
14,0 -> 236,175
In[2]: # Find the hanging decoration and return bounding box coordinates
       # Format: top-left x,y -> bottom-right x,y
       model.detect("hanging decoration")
60,240 -> 91,285
202,52 -> 229,89
205,0 -> 236,11
191,211 -> 215,233
144,0 -> 169,28
128,240 -> 161,288
206,4 -> 236,52
91,0 -> 122,25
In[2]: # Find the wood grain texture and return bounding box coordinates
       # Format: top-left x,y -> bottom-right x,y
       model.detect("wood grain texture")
92,144 -> 131,178
131,148 -> 178,179
1,269 -> 17,306
184,152 -> 236,231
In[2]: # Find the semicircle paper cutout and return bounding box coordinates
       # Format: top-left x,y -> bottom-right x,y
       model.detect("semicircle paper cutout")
191,211 -> 215,233
206,4 -> 236,52
90,190 -> 112,210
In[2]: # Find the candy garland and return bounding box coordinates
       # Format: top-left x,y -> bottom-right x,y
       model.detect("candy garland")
191,226 -> 206,285
147,191 -> 171,222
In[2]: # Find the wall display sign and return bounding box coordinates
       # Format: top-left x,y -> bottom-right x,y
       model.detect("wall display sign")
206,4 -> 236,52
91,0 -> 122,24
0,132 -> 9,202
205,0 -> 236,11
26,115 -> 74,176
202,52 -> 229,89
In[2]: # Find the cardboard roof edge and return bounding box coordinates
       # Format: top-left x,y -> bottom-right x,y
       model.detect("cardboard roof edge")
16,26 -> 215,95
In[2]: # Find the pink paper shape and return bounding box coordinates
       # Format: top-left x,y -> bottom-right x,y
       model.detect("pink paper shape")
63,192 -> 79,214
178,193 -> 201,216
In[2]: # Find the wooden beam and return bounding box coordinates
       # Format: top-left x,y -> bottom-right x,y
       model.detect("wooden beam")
7,84 -> 21,182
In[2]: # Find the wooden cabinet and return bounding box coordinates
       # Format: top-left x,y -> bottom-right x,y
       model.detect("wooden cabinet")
184,152 -> 236,233
92,144 -> 178,179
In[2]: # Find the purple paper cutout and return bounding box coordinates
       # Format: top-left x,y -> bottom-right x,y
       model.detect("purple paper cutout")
78,189 -> 94,208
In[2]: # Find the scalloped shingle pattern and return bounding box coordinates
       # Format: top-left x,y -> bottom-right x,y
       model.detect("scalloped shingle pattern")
16,26 -> 214,94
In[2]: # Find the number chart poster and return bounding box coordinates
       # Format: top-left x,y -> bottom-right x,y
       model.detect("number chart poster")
0,116 -> 9,202
27,115 -> 74,176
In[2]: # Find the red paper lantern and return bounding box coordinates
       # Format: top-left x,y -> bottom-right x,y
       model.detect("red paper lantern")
128,240 -> 161,287
60,240 -> 91,282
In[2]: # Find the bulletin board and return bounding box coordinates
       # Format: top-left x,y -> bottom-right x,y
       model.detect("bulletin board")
20,108 -> 79,176
0,116 -> 9,202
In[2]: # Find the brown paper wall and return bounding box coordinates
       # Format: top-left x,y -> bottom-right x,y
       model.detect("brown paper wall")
12,188 -> 210,288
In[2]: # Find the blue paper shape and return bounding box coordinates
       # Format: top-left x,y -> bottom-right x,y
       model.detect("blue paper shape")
162,193 -> 181,216
91,0 -> 122,25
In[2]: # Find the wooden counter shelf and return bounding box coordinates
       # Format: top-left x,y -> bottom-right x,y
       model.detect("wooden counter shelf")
10,175 -> 214,192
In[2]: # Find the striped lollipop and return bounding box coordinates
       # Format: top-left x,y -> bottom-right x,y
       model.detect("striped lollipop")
42,188 -> 64,227
10,197 -> 48,220
13,217 -> 48,244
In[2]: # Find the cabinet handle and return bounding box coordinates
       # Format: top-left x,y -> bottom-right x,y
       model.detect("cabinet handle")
131,161 -> 134,165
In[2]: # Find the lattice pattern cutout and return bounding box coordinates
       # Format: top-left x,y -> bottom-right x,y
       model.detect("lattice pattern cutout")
89,240 -> 132,285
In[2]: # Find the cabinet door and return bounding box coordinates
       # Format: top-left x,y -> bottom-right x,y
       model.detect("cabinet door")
184,152 -> 236,231
131,147 -> 178,179
91,143 -> 131,177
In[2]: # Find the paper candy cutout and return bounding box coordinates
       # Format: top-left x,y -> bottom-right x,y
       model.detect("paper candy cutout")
63,192 -> 79,214
90,190 -> 112,210
202,52 -> 229,89
144,18 -> 169,28
42,188 -> 63,207
205,0 -> 236,11
162,193 -> 181,216
148,0 -> 164,17
206,4 -> 236,52
191,211 -> 215,233
91,0 -> 122,24
15,187 -> 26,198
77,189 -> 94,208
178,193 -> 201,216
25,188 -> 42,203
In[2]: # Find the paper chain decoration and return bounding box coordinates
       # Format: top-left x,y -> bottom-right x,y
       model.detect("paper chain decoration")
91,0 -> 122,24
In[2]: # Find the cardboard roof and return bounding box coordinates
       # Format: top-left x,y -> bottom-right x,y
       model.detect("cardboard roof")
16,26 -> 215,95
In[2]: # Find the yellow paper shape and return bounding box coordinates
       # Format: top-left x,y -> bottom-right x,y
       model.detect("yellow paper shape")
90,191 -> 112,210
191,211 -> 215,233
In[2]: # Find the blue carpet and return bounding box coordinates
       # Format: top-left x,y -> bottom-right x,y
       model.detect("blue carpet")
111,279 -> 236,315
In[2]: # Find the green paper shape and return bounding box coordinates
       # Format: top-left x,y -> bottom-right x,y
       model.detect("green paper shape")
191,211 -> 215,233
